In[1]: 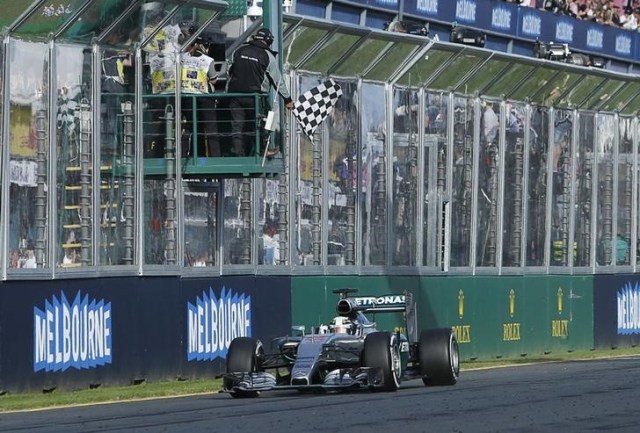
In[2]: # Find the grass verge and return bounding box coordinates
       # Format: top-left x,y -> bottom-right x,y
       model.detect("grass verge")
2,347 -> 639,413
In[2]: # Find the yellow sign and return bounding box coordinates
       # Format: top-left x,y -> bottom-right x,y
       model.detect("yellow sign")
509,288 -> 516,318
557,287 -> 563,314
503,323 -> 521,341
552,320 -> 569,337
453,325 -> 471,343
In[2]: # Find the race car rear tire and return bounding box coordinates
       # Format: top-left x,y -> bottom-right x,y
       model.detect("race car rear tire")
363,331 -> 401,391
224,337 -> 263,398
419,328 -> 459,386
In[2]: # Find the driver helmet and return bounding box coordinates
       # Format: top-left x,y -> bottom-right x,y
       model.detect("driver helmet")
330,316 -> 352,334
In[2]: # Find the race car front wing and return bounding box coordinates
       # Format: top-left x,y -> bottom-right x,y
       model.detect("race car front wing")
223,367 -> 386,393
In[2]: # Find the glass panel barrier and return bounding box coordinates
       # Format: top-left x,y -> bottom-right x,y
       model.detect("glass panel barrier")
536,71 -> 581,107
525,106 -> 549,266
223,178 -> 252,265
617,116 -> 633,266
574,112 -> 595,267
456,58 -> 511,95
300,32 -> 361,74
282,25 -> 330,69
183,179 -> 218,267
0,0 -> 36,30
428,53 -> 485,91
326,79 -> 358,266
450,95 -> 475,267
332,38 -> 391,77
295,75 -> 323,266
392,88 -> 419,266
257,177 -> 283,266
509,67 -> 556,103
56,43 -> 93,268
549,109 -> 573,267
99,33 -> 136,266
59,0 -> 133,44
483,63 -> 536,99
476,98 -> 500,267
11,1 -> 72,38
595,113 -> 616,267
364,42 -> 419,82
360,82 -> 387,266
395,48 -> 455,88
502,101 -> 525,267
7,40 -> 50,270
583,79 -> 626,111
423,91 -> 448,267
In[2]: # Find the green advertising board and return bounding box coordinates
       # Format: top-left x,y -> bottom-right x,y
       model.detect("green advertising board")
291,274 -> 594,361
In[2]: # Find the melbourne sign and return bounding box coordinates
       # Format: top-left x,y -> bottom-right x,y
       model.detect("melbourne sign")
34,291 -> 112,372
187,287 -> 252,361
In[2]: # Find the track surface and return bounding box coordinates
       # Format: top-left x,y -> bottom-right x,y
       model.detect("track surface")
2,357 -> 639,433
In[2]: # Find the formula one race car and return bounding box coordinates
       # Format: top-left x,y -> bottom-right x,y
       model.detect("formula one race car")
223,288 -> 459,397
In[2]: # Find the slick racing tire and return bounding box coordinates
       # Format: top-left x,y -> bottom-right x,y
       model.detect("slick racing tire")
419,328 -> 459,386
224,337 -> 263,398
363,331 -> 401,392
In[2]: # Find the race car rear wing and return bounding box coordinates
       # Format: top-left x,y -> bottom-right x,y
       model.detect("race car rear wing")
333,289 -> 418,344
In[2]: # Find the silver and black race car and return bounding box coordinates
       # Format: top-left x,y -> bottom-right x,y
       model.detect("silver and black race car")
223,288 -> 459,397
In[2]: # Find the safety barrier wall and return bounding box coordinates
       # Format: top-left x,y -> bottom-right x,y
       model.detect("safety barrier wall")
0,276 -> 291,393
291,275 -> 594,361
594,274 -> 640,349
2,273 -> 638,393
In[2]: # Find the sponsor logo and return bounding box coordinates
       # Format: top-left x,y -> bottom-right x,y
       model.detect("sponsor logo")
187,287 -> 251,361
353,295 -> 405,307
417,0 -> 438,14
618,282 -> 640,335
586,28 -> 603,49
521,14 -> 541,37
503,289 -> 521,341
34,291 -> 112,372
455,290 -> 471,343
456,0 -> 477,23
453,325 -> 471,343
552,287 -> 568,338
373,0 -> 398,5
555,21 -> 574,43
492,7 -> 511,30
615,35 -> 632,55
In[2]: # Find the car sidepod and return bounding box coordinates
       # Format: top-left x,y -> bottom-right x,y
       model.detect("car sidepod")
419,328 -> 460,386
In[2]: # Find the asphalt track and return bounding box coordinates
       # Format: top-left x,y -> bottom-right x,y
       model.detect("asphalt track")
1,357 -> 639,433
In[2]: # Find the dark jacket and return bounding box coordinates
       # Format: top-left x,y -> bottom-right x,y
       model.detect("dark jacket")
226,40 -> 292,104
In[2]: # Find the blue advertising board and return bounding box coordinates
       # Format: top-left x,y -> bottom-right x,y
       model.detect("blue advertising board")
0,276 -> 291,393
593,274 -> 640,349
321,0 -> 639,63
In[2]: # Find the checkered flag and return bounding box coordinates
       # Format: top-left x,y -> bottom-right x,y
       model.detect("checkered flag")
292,79 -> 343,141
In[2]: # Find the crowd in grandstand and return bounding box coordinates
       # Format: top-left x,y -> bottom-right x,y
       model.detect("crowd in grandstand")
504,0 -> 640,30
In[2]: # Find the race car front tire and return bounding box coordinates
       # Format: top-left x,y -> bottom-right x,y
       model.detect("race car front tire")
419,328 -> 459,386
363,331 -> 401,391
224,337 -> 263,398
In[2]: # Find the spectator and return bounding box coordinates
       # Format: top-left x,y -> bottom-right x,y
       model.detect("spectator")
180,32 -> 222,157
226,27 -> 294,157
482,101 -> 499,145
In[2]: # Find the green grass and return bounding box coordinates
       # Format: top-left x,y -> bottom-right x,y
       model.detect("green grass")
2,347 -> 640,413
0,379 -> 223,413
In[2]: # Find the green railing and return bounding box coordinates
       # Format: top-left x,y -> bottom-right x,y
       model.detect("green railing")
106,92 -> 285,177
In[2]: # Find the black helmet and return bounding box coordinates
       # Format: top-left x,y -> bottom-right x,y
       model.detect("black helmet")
253,27 -> 274,46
